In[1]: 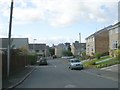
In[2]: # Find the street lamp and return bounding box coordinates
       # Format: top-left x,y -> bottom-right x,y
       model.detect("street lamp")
7,0 -> 14,77
33,39 -> 37,52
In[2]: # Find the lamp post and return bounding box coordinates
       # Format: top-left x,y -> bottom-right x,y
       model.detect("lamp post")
33,39 -> 36,52
7,0 -> 14,77
79,33 -> 81,57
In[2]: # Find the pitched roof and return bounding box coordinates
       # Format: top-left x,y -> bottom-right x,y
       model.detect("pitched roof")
73,42 -> 86,49
0,38 -> 28,49
29,44 -> 46,50
85,25 -> 112,40
107,21 -> 120,31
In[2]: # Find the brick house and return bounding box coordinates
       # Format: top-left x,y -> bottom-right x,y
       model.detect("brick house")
71,41 -> 86,56
108,22 -> 120,57
85,26 -> 112,56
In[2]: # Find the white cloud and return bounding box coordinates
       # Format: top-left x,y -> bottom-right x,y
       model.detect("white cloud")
10,33 -> 75,45
13,8 -> 44,22
0,24 -> 7,38
0,0 -> 119,27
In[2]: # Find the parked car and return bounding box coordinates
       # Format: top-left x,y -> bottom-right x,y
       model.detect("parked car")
69,58 -> 83,70
53,55 -> 57,59
62,56 -> 74,59
37,57 -> 48,65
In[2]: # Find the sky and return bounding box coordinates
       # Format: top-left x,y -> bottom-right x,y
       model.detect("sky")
0,0 -> 119,46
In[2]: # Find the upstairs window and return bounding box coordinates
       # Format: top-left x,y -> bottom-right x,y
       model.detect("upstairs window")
112,41 -> 118,49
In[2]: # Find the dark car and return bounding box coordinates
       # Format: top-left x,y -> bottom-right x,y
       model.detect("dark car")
53,55 -> 57,59
37,57 -> 47,65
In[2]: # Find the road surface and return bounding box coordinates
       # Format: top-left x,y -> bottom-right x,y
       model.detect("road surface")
15,58 -> 118,88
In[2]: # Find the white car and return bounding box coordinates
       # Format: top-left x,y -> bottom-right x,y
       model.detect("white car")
69,59 -> 83,70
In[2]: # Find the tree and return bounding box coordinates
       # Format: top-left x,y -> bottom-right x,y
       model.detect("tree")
68,45 -> 71,52
62,50 -> 73,56
81,52 -> 87,60
18,46 -> 29,55
49,48 -> 55,56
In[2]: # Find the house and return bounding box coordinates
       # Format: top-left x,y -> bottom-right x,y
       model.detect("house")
108,22 -> 120,57
0,38 -> 29,51
55,43 -> 66,57
85,26 -> 112,56
29,44 -> 46,56
71,41 -> 86,56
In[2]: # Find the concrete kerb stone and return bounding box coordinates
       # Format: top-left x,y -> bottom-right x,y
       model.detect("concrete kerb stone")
4,67 -> 36,90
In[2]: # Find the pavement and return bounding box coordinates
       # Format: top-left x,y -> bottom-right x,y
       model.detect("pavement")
83,68 -> 118,82
2,66 -> 36,90
100,64 -> 119,73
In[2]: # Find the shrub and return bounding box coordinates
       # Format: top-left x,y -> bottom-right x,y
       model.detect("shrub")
81,52 -> 87,60
95,52 -> 102,59
28,54 -> 38,65
18,46 -> 29,55
102,52 -> 109,56
114,49 -> 120,59
62,50 -> 73,56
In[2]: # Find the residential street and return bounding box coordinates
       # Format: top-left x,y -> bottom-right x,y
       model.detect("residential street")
14,58 -> 119,88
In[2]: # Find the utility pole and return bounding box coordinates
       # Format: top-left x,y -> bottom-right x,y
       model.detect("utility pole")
79,33 -> 81,57
7,0 -> 14,77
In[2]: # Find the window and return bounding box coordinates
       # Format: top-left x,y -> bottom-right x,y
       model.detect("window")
42,50 -> 45,52
36,50 -> 39,52
87,48 -> 89,51
112,41 -> 118,49
81,48 -> 84,51
91,48 -> 93,51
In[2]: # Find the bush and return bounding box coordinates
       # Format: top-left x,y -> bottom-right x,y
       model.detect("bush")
101,52 -> 109,56
95,52 -> 102,59
81,52 -> 87,60
28,54 -> 38,65
114,49 -> 120,59
62,50 -> 73,56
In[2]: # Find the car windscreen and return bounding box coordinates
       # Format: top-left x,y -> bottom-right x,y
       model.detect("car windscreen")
71,60 -> 80,63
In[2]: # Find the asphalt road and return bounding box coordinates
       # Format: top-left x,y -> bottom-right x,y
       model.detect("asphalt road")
15,58 -> 118,88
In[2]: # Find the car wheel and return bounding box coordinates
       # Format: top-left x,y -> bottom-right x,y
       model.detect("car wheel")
80,67 -> 83,70
70,67 -> 73,70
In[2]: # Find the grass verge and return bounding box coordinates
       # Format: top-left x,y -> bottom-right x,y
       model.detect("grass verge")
83,56 -> 120,68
